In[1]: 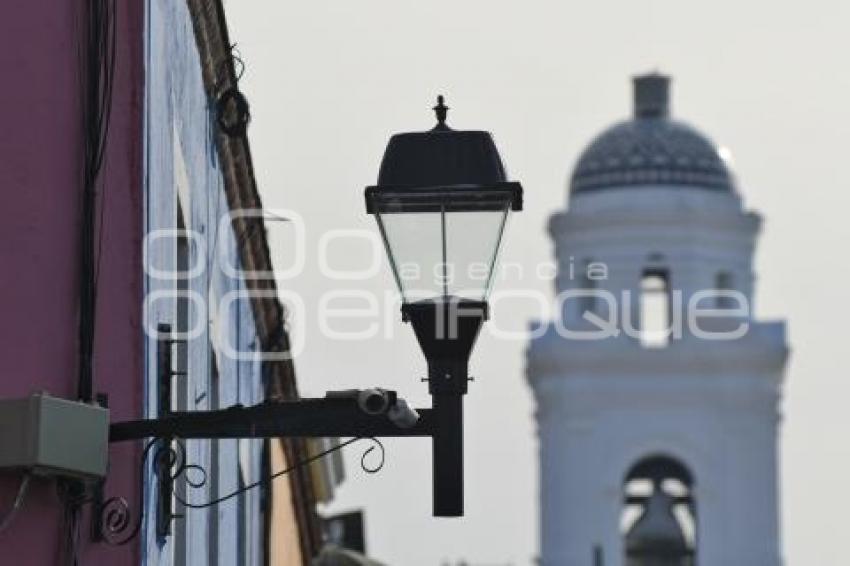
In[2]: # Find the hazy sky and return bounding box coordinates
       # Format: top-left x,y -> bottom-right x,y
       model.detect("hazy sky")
226,1 -> 850,564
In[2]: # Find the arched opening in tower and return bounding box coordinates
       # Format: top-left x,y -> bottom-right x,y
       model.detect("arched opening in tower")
621,455 -> 696,566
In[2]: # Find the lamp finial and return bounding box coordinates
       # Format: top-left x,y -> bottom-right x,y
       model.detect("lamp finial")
433,95 -> 449,129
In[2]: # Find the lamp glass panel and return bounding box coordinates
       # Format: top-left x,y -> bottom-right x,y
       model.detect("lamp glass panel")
444,204 -> 511,300
374,192 -> 512,302
376,211 -> 444,301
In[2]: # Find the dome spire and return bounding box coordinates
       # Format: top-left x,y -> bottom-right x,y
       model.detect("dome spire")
634,73 -> 670,119
569,74 -> 734,194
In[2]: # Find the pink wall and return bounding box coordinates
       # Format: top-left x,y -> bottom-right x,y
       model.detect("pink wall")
0,1 -> 143,563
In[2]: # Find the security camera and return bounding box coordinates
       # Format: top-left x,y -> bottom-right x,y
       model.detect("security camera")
388,398 -> 420,429
357,388 -> 391,415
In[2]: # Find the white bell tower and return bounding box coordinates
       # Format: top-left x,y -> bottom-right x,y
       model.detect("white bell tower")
527,74 -> 788,566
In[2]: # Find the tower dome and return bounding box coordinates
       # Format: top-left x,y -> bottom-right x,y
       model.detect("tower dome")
570,74 -> 735,194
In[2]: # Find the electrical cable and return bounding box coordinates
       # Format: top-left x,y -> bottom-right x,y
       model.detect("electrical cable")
230,43 -> 245,81
216,87 -> 251,137
77,0 -> 117,404
67,1 -> 117,561
0,474 -> 31,534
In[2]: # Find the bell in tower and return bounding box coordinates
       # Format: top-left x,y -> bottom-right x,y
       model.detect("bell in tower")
625,481 -> 692,566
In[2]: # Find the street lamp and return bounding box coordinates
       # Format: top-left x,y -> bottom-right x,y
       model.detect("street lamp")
101,96 -> 522,543
366,96 -> 522,305
366,96 -> 523,515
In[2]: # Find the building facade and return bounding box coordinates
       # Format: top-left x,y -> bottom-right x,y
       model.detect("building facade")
0,1 -> 324,564
527,75 -> 788,566
0,1 -> 144,564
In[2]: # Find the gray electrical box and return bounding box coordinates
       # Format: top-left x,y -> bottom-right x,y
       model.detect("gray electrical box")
0,393 -> 109,480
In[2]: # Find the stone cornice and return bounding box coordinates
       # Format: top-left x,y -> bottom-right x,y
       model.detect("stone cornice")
527,322 -> 788,380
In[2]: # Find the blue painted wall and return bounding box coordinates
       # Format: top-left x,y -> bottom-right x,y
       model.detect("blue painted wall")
143,1 -> 265,564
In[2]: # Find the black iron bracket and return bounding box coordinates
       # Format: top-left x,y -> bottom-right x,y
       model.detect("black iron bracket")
96,329 -> 445,545
109,396 -> 435,443
154,323 -> 185,539
96,300 -> 485,544
98,393 -> 438,544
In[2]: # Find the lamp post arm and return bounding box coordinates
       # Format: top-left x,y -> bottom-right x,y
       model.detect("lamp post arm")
109,394 -> 435,443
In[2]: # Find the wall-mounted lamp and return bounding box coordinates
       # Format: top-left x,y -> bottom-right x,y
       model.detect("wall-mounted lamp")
101,96 -> 523,543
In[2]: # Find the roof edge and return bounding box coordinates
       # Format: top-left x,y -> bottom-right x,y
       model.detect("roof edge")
184,0 -> 322,560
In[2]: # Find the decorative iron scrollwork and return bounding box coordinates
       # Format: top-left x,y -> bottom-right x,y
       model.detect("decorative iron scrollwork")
97,436 -> 385,544
98,439 -> 156,545
359,437 -> 386,474
99,495 -> 135,545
